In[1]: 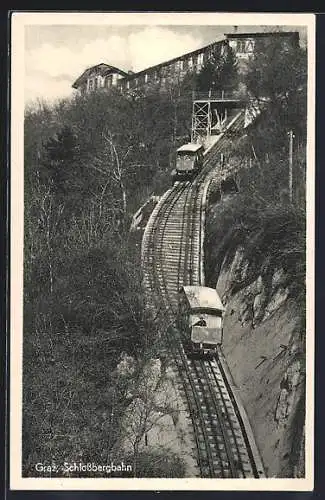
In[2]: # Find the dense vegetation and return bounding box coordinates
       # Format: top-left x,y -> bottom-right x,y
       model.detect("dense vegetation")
203,41 -> 307,479
23,38 -> 307,477
205,38 -> 307,376
206,38 -> 307,299
23,84 -> 196,476
205,195 -> 305,303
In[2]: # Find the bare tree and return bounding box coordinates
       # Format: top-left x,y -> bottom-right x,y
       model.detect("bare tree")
29,173 -> 64,293
119,356 -> 179,477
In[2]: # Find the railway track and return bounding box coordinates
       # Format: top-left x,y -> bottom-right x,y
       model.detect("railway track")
141,111 -> 265,478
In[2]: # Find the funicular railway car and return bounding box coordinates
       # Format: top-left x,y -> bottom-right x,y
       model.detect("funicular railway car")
171,143 -> 204,183
177,286 -> 225,356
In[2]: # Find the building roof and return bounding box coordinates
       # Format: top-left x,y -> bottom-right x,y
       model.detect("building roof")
181,286 -> 224,311
122,38 -> 226,82
225,31 -> 299,39
72,63 -> 128,89
177,143 -> 204,153
115,31 -> 299,84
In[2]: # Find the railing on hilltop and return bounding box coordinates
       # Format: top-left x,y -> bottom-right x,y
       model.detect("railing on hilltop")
117,85 -> 248,102
191,89 -> 247,101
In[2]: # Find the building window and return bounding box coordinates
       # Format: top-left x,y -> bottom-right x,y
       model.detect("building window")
188,57 -> 193,69
197,53 -> 204,68
176,60 -> 183,72
127,80 -> 130,90
144,73 -> 148,83
236,40 -> 246,53
88,78 -> 94,92
246,39 -> 254,53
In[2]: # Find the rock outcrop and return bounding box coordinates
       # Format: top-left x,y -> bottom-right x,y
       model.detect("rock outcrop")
205,198 -> 306,477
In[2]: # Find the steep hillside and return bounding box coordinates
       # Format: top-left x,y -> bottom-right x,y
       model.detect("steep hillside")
23,88 -> 193,477
22,35 -> 307,477
205,193 -> 306,477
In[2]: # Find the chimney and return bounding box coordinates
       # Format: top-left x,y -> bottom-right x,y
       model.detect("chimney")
233,25 -> 238,34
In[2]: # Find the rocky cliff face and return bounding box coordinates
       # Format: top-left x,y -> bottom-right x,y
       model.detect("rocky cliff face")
205,195 -> 306,477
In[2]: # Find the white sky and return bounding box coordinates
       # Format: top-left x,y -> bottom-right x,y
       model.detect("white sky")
23,22 -> 307,106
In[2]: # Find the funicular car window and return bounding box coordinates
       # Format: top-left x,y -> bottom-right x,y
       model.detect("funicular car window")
193,318 -> 207,327
177,153 -> 194,170
191,307 -> 222,316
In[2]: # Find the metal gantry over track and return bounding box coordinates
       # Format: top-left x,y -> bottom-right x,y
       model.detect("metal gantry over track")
191,100 -> 212,142
191,90 -> 245,144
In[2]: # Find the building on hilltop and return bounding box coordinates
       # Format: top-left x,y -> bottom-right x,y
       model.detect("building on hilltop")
72,63 -> 128,95
71,31 -> 300,96
72,38 -> 228,95
117,38 -> 229,94
225,31 -> 300,73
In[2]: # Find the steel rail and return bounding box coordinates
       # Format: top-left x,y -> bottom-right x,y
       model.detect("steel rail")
198,360 -> 242,477
153,179 -> 234,477
146,183 -> 215,477
141,110 -> 264,478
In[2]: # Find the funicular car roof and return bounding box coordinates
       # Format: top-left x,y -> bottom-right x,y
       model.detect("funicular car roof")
176,143 -> 203,154
181,286 -> 224,311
